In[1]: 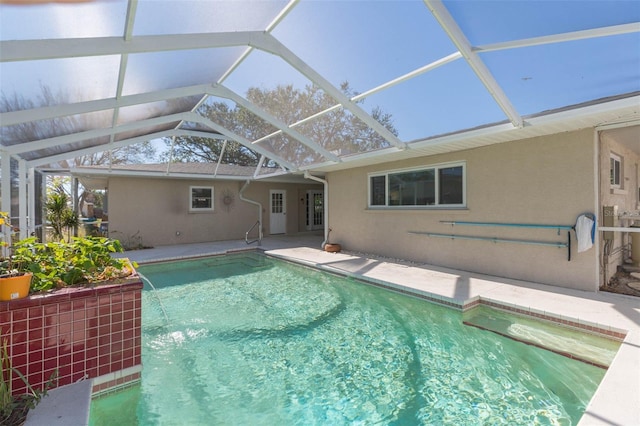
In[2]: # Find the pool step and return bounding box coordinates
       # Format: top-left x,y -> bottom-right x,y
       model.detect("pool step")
203,254 -> 270,270
463,306 -> 621,369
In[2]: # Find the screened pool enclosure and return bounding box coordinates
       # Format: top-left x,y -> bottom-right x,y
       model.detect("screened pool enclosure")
1,0 -> 639,237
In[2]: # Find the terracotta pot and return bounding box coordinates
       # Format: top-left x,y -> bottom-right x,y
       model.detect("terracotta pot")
0,272 -> 32,301
324,243 -> 341,253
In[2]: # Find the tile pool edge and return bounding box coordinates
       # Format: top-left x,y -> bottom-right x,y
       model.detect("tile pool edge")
265,251 -> 628,343
478,298 -> 627,341
91,365 -> 143,397
137,249 -> 629,343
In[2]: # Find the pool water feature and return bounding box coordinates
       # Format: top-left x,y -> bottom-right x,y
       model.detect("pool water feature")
90,252 -> 613,425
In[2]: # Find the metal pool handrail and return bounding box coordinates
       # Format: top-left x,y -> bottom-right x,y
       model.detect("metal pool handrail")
411,219 -> 580,261
440,220 -> 574,232
245,220 -> 262,245
408,231 -> 569,248
239,180 -> 263,246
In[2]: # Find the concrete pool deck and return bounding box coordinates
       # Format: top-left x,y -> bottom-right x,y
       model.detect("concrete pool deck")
112,234 -> 639,426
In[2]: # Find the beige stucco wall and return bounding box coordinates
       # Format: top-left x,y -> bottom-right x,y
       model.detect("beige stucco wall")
327,129 -> 599,291
599,127 -> 640,283
106,177 -> 322,247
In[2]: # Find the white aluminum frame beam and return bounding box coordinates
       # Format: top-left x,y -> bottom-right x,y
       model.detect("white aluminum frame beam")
0,31 -> 266,62
424,0 -> 523,129
4,112 -> 193,155
210,84 -> 340,163
475,22 -> 640,53
184,118 -> 297,171
0,84 -> 213,127
252,34 -> 407,150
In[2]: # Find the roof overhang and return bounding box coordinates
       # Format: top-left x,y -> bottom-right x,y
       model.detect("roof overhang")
70,165 -> 322,189
307,92 -> 640,173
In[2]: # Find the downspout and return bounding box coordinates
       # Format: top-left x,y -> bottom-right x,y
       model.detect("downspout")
304,171 -> 328,249
238,180 -> 263,246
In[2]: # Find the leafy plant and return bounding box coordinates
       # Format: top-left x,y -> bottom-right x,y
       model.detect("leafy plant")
44,192 -> 79,242
1,331 -> 57,425
13,237 -> 133,292
109,230 -> 149,251
0,212 -> 28,278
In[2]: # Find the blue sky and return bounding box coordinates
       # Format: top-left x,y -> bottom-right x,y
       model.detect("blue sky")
1,0 -> 639,145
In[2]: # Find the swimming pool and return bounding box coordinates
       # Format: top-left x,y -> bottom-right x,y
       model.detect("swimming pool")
89,252 -> 613,425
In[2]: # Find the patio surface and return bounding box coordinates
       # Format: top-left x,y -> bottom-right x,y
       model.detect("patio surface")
119,233 -> 640,426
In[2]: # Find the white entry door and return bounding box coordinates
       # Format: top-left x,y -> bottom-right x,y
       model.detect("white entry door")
269,190 -> 286,234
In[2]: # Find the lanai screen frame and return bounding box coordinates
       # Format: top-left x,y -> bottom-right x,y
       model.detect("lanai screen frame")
1,0 -> 639,237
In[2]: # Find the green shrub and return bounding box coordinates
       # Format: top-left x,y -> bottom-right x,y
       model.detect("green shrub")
12,237 -> 132,292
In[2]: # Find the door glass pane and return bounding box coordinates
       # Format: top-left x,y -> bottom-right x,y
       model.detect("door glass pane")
313,193 -> 323,226
272,193 -> 283,213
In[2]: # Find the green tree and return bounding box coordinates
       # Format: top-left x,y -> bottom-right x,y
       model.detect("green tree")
45,192 -> 78,242
164,82 -> 398,167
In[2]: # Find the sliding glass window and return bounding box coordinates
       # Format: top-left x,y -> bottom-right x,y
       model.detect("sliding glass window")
369,162 -> 465,208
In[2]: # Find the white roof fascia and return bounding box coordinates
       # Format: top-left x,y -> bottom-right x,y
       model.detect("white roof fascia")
305,94 -> 640,174
406,95 -> 640,151
526,94 -> 640,127
0,84 -> 213,126
0,31 -> 265,62
70,167 -> 253,182
424,0 -> 524,129
596,119 -> 640,132
209,84 -> 341,162
475,22 -> 640,53
253,34 -> 407,149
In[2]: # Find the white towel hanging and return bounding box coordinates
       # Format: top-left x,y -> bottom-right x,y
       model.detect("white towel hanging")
575,214 -> 595,253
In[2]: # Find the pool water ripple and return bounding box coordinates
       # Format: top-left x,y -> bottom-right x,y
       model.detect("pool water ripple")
90,253 -> 609,426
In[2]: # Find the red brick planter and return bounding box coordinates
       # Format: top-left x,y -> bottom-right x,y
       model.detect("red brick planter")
0,278 -> 143,396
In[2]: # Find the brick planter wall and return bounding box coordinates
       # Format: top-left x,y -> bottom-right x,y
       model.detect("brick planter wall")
0,279 -> 143,395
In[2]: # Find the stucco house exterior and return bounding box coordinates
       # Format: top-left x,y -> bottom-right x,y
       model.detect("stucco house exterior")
72,124 -> 639,293
326,126 -> 638,292
72,163 -> 324,248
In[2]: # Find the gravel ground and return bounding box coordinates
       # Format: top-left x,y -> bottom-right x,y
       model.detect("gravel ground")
601,270 -> 640,297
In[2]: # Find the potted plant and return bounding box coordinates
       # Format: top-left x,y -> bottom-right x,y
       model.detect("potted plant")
2,211 -> 136,297
0,212 -> 32,301
1,331 -> 55,425
323,228 -> 342,253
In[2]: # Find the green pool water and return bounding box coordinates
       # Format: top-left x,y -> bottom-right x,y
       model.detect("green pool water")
89,252 -> 611,425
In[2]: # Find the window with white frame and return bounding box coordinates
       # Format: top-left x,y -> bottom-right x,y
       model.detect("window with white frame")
190,186 -> 214,211
369,162 -> 465,208
610,153 -> 622,188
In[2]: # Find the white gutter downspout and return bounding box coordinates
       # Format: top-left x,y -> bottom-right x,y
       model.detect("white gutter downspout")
304,171 -> 328,249
238,180 -> 263,246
